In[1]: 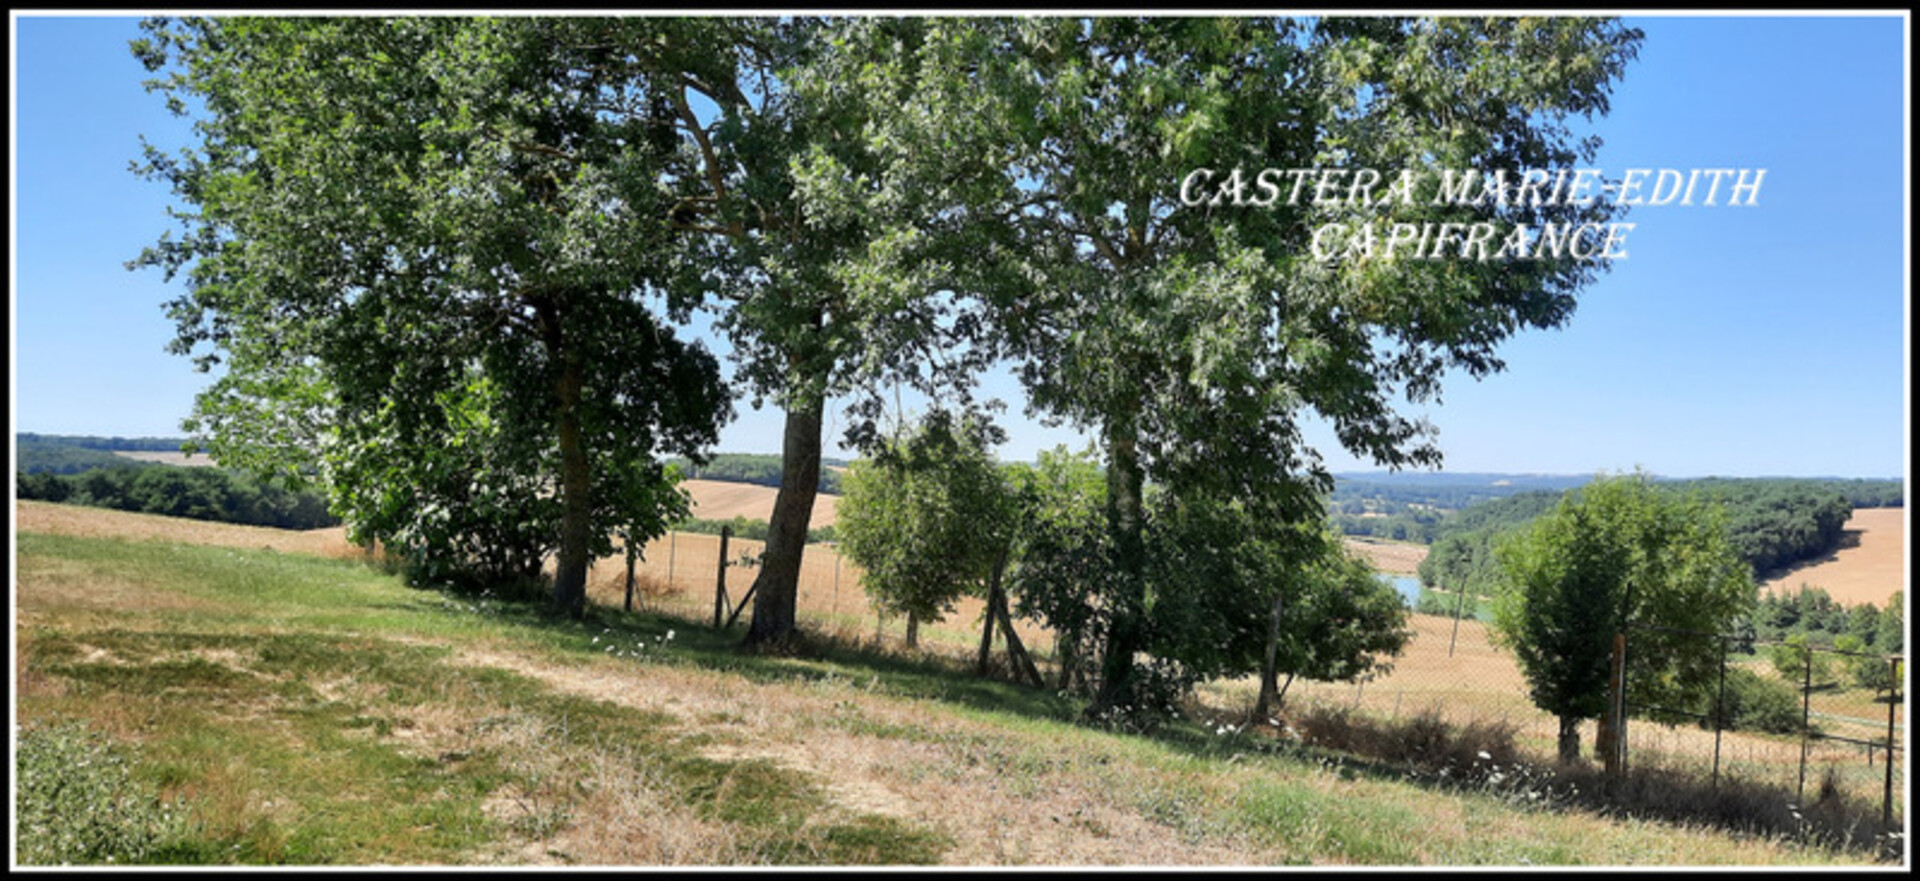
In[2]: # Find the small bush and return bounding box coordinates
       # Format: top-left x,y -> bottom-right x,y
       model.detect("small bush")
1290,704 -> 1520,774
15,722 -> 194,865
1696,668 -> 1804,735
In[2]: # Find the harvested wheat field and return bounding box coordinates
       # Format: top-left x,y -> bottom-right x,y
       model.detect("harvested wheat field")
1757,507 -> 1906,608
1343,537 -> 1427,575
13,499 -> 367,560
110,450 -> 218,467
682,479 -> 840,528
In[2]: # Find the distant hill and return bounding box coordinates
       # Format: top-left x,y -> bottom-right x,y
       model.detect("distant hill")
17,432 -> 189,453
1332,471 -> 1595,491
16,436 -> 161,475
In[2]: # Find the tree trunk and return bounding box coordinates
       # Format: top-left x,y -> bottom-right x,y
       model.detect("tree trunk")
905,611 -> 920,649
1595,705 -> 1616,772
1090,405 -> 1147,718
1253,589 -> 1285,722
551,330 -> 592,619
976,569 -> 1000,677
977,547 -> 1010,677
1558,715 -> 1582,764
992,578 -> 1046,688
624,539 -> 637,613
1056,633 -> 1080,693
743,398 -> 823,648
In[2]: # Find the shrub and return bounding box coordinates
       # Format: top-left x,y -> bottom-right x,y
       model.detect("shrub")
1695,667 -> 1804,735
15,722 -> 193,865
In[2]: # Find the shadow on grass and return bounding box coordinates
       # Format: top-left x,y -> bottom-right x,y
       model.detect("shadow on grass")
401,586 -> 1083,726
412,585 -> 1902,863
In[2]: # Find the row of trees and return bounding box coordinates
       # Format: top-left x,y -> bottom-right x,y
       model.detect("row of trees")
16,465 -> 338,530
136,15 -> 1647,720
1331,508 -> 1445,544
1752,586 -> 1903,654
837,414 -> 1411,723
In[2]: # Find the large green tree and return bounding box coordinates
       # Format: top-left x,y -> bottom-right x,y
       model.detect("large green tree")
132,17 -> 731,613
647,17 -> 1005,648
1491,473 -> 1756,762
822,16 -> 1644,717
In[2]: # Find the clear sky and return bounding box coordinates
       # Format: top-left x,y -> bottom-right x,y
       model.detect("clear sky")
9,13 -> 1910,480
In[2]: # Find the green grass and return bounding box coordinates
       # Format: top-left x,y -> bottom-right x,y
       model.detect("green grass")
12,528 -> 1896,866
15,533 -> 951,866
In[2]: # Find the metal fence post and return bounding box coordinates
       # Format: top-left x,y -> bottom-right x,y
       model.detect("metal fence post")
1712,634 -> 1727,789
1798,645 -> 1812,806
1885,656 -> 1899,832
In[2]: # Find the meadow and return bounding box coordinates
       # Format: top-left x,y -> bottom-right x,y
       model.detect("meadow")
11,500 -> 1904,866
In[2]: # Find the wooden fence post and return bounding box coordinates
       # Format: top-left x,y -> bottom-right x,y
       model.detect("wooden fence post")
1448,586 -> 1466,658
713,525 -> 730,630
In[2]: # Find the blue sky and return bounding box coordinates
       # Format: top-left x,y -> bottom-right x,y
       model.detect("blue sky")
9,13 -> 1910,479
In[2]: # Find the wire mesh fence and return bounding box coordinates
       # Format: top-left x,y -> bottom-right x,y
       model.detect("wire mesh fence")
581,528 -> 1059,656
1622,622 -> 1905,830
578,531 -> 1906,836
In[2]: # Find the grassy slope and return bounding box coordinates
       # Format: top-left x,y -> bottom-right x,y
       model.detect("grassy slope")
11,520 -> 1883,866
